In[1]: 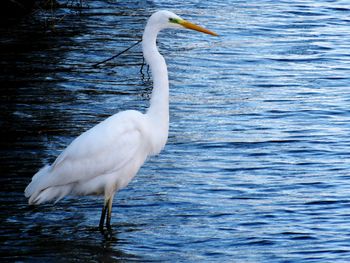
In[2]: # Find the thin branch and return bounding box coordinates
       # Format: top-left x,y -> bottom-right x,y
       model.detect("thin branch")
92,39 -> 142,68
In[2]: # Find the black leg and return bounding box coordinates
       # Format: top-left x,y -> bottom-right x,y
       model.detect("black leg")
106,211 -> 111,230
106,196 -> 114,230
99,193 -> 115,231
99,202 -> 107,231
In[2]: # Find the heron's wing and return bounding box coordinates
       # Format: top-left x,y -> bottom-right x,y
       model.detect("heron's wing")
47,111 -> 146,188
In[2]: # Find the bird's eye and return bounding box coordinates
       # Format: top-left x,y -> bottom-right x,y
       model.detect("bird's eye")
169,18 -> 180,24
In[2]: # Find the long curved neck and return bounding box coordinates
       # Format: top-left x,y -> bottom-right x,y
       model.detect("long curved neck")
142,21 -> 169,122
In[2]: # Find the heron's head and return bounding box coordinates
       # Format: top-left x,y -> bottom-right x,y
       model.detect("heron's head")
151,10 -> 218,36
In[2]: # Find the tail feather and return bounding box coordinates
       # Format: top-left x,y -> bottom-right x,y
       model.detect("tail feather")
25,165 -> 51,199
29,184 -> 74,205
25,165 -> 73,205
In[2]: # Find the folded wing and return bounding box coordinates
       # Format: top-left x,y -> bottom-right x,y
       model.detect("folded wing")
25,110 -> 148,202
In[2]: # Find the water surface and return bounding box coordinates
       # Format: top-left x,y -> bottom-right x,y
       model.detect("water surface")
1,0 -> 350,262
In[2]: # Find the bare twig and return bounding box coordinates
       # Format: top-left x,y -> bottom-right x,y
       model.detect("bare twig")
92,39 -> 142,68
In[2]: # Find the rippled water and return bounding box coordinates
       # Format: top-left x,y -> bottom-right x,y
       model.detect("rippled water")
1,0 -> 350,261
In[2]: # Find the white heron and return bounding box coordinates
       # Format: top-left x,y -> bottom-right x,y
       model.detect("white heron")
24,10 -> 217,230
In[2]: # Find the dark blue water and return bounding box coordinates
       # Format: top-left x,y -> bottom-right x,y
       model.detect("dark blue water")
1,0 -> 350,261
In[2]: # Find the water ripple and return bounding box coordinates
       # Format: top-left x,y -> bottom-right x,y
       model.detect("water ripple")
1,0 -> 350,262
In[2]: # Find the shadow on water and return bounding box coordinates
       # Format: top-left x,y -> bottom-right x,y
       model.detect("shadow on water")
2,194 -> 145,261
0,8 -> 83,179
0,1 -> 153,261
3,214 -> 142,261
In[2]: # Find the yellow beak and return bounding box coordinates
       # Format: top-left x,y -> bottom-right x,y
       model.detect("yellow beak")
179,20 -> 218,36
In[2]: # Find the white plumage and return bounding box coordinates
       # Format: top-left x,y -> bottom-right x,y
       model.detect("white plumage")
24,10 -> 217,230
26,111 -> 150,203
